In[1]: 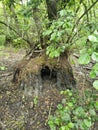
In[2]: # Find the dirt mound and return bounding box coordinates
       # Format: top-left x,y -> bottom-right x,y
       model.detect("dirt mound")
13,52 -> 76,96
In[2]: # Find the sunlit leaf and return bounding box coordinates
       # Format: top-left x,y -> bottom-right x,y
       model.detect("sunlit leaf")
43,30 -> 52,36
0,66 -> 7,71
59,10 -> 66,16
89,109 -> 96,116
83,119 -> 92,128
57,104 -> 63,110
68,122 -> 74,128
54,118 -> 60,125
78,53 -> 91,65
93,80 -> 98,90
94,30 -> 98,35
50,32 -> 57,41
93,63 -> 98,71
59,126 -> 66,130
92,52 -> 98,62
88,35 -> 98,42
54,51 -> 60,57
90,71 -> 96,78
94,101 -> 98,110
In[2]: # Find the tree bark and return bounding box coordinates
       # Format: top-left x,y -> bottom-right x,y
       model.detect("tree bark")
46,0 -> 57,20
9,5 -> 21,35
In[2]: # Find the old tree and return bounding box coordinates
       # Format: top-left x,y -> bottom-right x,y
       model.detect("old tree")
0,0 -> 98,95
12,0 -> 77,95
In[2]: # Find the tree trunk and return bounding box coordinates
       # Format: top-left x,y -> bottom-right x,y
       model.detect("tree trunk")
10,5 -> 20,35
2,1 -> 9,32
46,0 -> 57,20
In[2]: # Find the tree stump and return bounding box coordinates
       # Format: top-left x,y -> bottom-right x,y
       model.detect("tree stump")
12,52 -> 76,96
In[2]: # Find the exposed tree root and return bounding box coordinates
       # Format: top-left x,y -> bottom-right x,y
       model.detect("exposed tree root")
13,52 -> 76,95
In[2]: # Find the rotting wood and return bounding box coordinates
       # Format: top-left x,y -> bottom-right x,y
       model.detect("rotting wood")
12,52 -> 76,95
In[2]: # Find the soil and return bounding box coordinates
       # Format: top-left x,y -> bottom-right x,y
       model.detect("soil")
0,47 -> 98,130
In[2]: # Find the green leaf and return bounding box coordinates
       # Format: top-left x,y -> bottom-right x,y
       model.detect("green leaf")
54,50 -> 60,57
60,126 -> 69,130
94,101 -> 98,110
49,52 -> 55,58
89,109 -> 96,116
68,91 -> 72,96
88,35 -> 98,42
0,66 -> 7,71
93,80 -> 98,90
94,30 -> 98,35
68,122 -> 74,128
57,104 -> 63,110
90,63 -> 98,78
61,113 -> 71,121
78,53 -> 90,65
54,118 -> 60,125
62,98 -> 66,104
48,117 -> 56,130
90,71 -> 96,78
50,32 -> 57,41
58,21 -> 64,27
43,30 -> 52,36
92,52 -> 98,62
57,31 -> 62,37
59,10 -> 66,17
46,50 -> 50,55
83,119 -> 92,128
93,63 -> 98,71
73,107 -> 85,117
67,102 -> 73,107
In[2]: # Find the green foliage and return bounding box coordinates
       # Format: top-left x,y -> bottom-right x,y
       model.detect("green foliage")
78,31 -> 98,90
78,53 -> 91,65
13,37 -> 27,48
93,80 -> 98,90
0,65 -> 7,70
33,96 -> 38,106
27,0 -> 43,8
43,10 -> 74,58
0,35 -> 6,45
48,90 -> 98,130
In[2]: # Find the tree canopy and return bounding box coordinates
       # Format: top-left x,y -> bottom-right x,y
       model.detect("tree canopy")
0,0 -> 98,50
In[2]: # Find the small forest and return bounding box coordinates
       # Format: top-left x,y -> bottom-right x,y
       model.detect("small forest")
0,0 -> 98,130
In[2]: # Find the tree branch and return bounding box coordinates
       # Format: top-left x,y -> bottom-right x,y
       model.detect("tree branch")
0,20 -> 31,45
66,0 -> 98,44
76,0 -> 98,26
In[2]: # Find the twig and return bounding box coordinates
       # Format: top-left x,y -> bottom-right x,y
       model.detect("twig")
45,102 -> 53,126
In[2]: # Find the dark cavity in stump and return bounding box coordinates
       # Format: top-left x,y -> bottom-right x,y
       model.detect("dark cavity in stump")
41,66 -> 57,80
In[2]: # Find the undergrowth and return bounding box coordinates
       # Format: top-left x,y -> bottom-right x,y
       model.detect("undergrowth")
48,89 -> 98,130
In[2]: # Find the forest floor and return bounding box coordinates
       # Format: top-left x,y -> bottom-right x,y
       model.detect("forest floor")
0,46 -> 98,130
